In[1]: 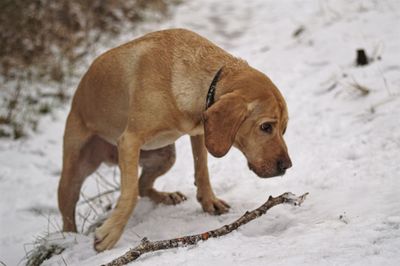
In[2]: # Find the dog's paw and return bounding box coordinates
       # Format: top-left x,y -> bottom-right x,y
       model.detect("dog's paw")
147,190 -> 187,205
199,196 -> 230,215
94,219 -> 124,252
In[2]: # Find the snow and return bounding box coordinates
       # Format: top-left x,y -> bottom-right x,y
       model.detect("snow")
1,0 -> 400,265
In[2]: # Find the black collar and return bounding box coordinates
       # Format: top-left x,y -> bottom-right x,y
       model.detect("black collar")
205,68 -> 223,110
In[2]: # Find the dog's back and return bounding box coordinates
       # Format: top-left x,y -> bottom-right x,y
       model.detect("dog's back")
70,29 -> 245,144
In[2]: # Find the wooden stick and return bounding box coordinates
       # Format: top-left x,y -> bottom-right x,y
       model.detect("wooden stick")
103,192 -> 308,266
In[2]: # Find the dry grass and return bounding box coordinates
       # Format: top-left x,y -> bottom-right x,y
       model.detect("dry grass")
0,0 -> 177,139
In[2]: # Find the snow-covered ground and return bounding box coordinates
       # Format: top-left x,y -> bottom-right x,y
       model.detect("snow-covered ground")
1,0 -> 400,265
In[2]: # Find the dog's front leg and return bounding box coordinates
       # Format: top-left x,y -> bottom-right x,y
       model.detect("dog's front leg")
94,131 -> 142,251
190,135 -> 230,215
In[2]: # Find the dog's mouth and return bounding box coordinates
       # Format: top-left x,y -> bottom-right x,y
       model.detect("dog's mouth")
248,162 -> 285,178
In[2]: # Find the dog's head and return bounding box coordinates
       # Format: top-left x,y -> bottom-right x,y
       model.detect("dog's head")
203,69 -> 292,178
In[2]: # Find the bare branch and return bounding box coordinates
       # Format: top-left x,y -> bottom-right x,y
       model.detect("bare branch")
103,192 -> 309,266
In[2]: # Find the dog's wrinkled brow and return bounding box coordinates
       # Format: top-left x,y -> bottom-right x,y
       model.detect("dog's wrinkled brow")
259,118 -> 278,124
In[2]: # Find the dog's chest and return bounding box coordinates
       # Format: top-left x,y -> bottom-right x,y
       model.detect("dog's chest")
141,130 -> 183,150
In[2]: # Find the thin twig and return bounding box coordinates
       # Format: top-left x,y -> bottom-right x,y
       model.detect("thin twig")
80,192 -> 99,216
79,209 -> 92,233
377,65 -> 392,96
112,166 -> 119,188
349,76 -> 370,95
61,255 -> 68,266
349,82 -> 370,95
96,171 -> 119,190
78,189 -> 119,206
103,192 -> 309,266
38,212 -> 64,238
95,175 -> 109,213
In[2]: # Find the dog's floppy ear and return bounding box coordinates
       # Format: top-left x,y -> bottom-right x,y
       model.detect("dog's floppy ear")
203,94 -> 248,157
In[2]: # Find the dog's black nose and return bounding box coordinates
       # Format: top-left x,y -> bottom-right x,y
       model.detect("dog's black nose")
277,159 -> 292,173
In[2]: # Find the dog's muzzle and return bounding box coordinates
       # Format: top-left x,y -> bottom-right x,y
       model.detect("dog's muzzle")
248,158 -> 292,178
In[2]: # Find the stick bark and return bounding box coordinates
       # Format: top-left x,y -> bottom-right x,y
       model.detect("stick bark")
103,192 -> 308,266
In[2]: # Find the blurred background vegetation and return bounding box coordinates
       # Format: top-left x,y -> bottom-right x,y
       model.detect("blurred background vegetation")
0,0 -> 177,139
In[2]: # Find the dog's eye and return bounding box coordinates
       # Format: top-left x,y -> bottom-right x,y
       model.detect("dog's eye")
260,122 -> 273,133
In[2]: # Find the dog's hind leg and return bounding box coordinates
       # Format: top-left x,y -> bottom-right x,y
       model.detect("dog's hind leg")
58,112 -> 115,232
138,144 -> 187,205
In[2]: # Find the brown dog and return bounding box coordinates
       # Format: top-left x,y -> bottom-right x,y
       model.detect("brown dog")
57,29 -> 292,251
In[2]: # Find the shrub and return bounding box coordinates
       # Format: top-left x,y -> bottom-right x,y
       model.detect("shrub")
0,0 -> 175,139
